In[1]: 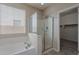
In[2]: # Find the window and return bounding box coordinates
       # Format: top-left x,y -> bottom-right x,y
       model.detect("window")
0,4 -> 26,34
32,12 -> 37,32
29,12 -> 37,33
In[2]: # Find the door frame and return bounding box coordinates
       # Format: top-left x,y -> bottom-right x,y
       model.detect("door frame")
59,4 -> 79,52
52,4 -> 79,52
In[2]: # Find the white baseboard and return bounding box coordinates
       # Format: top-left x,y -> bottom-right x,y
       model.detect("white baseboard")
42,48 -> 60,54
42,48 -> 54,54
53,48 -> 60,52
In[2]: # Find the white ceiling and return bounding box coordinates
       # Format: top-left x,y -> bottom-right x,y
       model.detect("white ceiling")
26,3 -> 53,10
26,3 -> 77,10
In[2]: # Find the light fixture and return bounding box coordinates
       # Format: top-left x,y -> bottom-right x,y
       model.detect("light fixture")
41,3 -> 44,5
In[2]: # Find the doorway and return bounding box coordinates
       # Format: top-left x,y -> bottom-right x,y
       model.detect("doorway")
60,8 -> 78,55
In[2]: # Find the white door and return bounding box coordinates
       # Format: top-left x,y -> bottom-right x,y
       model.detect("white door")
44,17 -> 53,50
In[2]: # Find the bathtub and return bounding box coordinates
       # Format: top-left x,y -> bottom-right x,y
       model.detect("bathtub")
0,42 -> 37,55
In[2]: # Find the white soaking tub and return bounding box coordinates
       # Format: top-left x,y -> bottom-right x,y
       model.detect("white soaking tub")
0,42 -> 37,55
0,35 -> 37,55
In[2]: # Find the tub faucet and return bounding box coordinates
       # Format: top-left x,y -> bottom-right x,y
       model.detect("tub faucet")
24,41 -> 31,49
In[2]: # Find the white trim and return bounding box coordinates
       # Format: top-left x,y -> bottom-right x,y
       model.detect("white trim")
53,48 -> 60,52
42,48 -> 54,54
77,7 -> 79,52
42,47 -> 60,55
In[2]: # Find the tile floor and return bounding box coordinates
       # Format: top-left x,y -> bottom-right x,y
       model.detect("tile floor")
44,39 -> 78,55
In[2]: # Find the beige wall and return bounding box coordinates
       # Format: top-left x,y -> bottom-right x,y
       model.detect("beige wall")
44,3 -> 78,16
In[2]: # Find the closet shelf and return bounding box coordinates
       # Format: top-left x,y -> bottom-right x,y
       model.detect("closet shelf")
64,24 -> 78,26
60,24 -> 78,27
